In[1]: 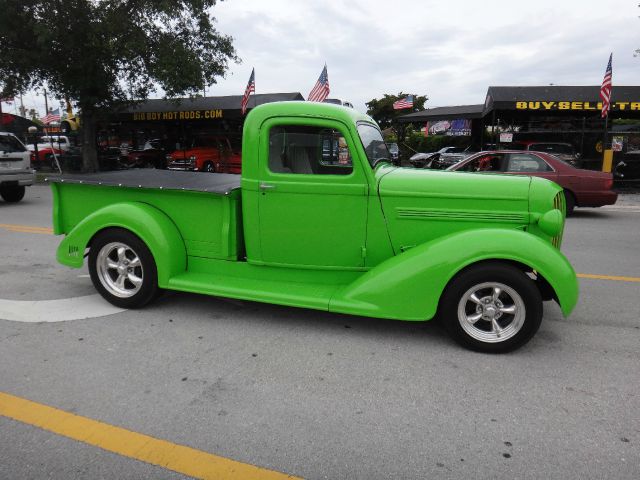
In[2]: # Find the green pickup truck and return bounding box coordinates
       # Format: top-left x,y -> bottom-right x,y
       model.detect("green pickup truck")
49,102 -> 578,352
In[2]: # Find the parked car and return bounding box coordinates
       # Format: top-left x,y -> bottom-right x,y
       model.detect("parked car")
447,150 -> 617,214
0,131 -> 35,202
509,141 -> 581,167
122,139 -> 166,169
166,135 -> 241,173
613,151 -> 640,182
27,135 -> 72,153
31,146 -> 64,167
409,146 -> 472,169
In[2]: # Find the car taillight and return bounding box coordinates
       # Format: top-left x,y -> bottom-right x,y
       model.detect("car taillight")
30,153 -> 35,161
604,178 -> 613,190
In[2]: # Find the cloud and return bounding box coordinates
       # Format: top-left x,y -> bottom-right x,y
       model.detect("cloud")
212,0 -> 639,112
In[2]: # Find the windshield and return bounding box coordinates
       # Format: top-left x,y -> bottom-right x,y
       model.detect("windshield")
529,143 -> 573,155
0,134 -> 27,152
357,123 -> 390,167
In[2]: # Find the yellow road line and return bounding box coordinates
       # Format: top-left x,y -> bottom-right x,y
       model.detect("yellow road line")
577,273 -> 640,283
0,391 -> 300,480
0,223 -> 53,235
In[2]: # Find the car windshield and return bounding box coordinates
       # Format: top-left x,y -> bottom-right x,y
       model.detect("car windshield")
530,143 -> 573,154
0,135 -> 26,152
443,147 -> 466,154
357,123 -> 390,167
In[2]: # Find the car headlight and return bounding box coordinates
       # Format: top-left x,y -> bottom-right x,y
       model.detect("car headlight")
538,209 -> 563,237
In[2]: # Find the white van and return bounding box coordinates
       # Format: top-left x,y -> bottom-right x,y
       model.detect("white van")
0,132 -> 35,203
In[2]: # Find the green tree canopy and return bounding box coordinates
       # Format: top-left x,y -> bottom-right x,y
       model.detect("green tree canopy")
0,0 -> 238,170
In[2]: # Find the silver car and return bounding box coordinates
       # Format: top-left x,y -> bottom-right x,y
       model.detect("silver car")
0,132 -> 35,203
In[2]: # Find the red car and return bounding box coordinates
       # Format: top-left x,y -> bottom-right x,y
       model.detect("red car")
30,147 -> 64,167
166,135 -> 241,174
447,150 -> 617,214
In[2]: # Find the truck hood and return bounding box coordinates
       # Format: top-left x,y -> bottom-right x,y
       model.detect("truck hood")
377,167 -> 531,201
375,167 -> 534,253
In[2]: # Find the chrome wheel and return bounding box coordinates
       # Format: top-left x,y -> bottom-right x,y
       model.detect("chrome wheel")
457,282 -> 525,343
96,242 -> 144,298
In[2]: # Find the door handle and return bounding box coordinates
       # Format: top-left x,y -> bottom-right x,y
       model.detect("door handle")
259,182 -> 276,191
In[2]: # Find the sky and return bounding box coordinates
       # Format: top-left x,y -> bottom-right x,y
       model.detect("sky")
4,0 -> 639,115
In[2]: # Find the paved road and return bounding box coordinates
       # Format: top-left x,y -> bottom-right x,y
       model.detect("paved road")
1,185 -> 638,480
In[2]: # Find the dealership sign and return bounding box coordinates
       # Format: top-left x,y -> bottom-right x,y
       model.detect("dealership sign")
515,101 -> 640,111
131,109 -> 224,121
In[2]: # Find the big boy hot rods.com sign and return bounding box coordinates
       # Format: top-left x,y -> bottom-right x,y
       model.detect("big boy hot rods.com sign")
132,109 -> 224,121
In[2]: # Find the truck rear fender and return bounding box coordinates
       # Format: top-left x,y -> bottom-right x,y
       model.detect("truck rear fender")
330,228 -> 578,320
56,202 -> 186,287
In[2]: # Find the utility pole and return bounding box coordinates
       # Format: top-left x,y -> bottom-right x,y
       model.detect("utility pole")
19,95 -> 26,117
44,88 -> 49,115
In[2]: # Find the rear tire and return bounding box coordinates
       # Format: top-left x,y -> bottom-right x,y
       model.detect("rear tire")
204,161 -> 215,173
0,185 -> 26,203
564,190 -> 576,216
88,229 -> 158,309
439,262 -> 543,353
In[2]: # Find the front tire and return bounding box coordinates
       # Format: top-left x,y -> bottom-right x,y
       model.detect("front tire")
0,185 -> 26,203
203,161 -> 215,173
88,229 -> 158,309
439,262 -> 543,353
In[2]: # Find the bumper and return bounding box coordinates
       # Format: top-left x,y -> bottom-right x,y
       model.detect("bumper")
0,170 -> 36,187
167,164 -> 198,171
577,190 -> 618,207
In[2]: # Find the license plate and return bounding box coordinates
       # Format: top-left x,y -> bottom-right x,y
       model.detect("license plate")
0,161 -> 10,169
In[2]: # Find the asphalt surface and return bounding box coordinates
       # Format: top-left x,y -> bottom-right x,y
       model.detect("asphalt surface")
1,184 -> 639,480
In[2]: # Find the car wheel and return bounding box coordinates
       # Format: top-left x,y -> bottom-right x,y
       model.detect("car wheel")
439,262 -> 543,353
563,190 -> 576,216
0,185 -> 26,203
88,228 -> 159,309
204,161 -> 215,173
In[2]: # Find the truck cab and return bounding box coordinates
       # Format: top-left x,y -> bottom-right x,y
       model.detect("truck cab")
49,102 -> 578,353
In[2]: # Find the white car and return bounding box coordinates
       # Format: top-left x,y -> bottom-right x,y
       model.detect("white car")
27,135 -> 71,152
0,132 -> 35,203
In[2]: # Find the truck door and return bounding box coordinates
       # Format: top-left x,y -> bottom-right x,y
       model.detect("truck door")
257,120 -> 368,268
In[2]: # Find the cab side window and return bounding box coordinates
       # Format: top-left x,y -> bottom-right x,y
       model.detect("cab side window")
506,154 -> 552,173
268,125 -> 353,175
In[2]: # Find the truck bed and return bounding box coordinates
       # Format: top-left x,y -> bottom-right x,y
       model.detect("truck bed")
48,170 -> 244,261
46,169 -> 241,195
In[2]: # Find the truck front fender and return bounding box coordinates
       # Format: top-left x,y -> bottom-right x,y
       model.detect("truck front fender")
330,228 -> 578,321
56,202 -> 186,288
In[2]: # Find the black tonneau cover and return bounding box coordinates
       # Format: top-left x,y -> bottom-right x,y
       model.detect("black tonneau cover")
46,169 -> 241,195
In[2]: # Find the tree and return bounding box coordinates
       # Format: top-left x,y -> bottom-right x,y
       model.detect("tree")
0,0 -> 237,171
366,92 -> 428,142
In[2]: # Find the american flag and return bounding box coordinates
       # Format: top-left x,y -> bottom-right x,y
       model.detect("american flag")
42,108 -> 61,124
241,68 -> 255,115
393,95 -> 414,110
308,65 -> 330,102
599,53 -> 612,118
